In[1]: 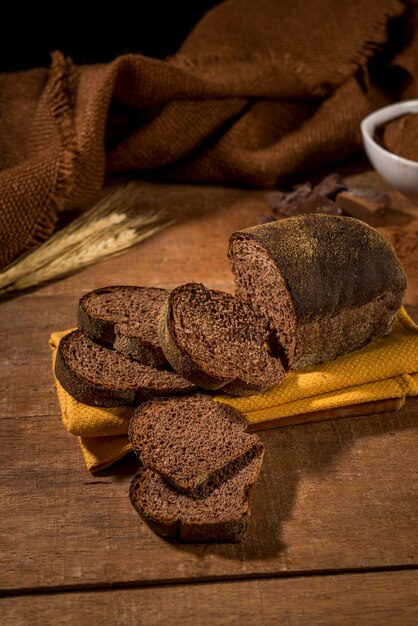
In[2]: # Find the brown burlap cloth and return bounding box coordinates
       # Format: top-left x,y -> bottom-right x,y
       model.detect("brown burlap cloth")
0,0 -> 416,269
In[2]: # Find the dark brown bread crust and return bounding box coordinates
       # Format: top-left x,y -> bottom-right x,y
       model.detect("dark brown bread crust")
220,377 -> 275,396
128,394 -> 262,493
158,294 -> 230,390
55,332 -> 137,406
158,283 -> 285,394
78,285 -> 168,367
129,469 -> 246,542
129,443 -> 264,542
78,296 -> 114,345
113,330 -> 166,369
230,215 -> 406,321
229,215 -> 407,368
55,330 -> 196,407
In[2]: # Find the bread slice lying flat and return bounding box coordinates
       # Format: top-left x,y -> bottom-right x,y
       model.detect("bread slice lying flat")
128,394 -> 263,493
55,330 -> 196,407
78,286 -> 168,368
158,283 -> 285,395
129,444 -> 264,542
228,214 -> 407,369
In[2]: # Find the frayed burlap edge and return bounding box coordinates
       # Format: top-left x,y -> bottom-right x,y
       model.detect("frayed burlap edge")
171,0 -> 406,94
25,52 -> 79,250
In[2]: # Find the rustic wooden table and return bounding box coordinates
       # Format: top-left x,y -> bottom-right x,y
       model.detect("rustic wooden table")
1,170 -> 417,625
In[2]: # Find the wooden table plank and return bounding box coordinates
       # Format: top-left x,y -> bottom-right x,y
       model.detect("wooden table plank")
1,400 -> 417,592
3,570 -> 418,626
1,171 -> 417,618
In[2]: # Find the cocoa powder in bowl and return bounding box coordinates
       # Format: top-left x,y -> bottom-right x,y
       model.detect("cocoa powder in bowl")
376,113 -> 418,163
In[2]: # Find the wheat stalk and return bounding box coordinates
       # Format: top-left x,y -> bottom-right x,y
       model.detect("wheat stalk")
0,183 -> 175,294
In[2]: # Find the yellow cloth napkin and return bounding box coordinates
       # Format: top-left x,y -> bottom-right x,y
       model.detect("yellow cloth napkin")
50,308 -> 418,472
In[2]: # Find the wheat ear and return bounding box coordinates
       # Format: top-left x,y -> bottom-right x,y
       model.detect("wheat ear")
0,183 -> 174,294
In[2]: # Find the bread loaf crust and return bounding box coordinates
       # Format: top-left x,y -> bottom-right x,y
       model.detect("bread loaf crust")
229,215 -> 407,368
128,394 -> 262,493
78,285 -> 168,367
78,301 -> 115,345
129,469 -> 249,542
230,216 -> 406,321
158,295 -> 230,390
113,331 -> 166,369
158,283 -> 285,393
55,330 -> 196,407
55,331 -> 138,406
129,440 -> 264,543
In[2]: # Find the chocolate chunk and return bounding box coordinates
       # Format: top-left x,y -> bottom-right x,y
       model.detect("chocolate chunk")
313,173 -> 347,199
336,187 -> 390,224
265,191 -> 286,211
272,192 -> 342,218
282,183 -> 312,205
265,183 -> 312,210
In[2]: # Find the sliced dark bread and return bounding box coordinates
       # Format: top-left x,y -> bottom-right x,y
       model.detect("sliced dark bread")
129,443 -> 264,542
128,394 -> 263,493
158,283 -> 285,395
55,330 -> 196,407
78,286 -> 168,367
228,214 -> 407,369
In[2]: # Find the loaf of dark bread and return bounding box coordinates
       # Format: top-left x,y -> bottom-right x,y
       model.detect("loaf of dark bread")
228,215 -> 407,369
78,286 -> 168,368
158,283 -> 285,395
129,443 -> 264,542
55,330 -> 196,407
128,394 -> 263,493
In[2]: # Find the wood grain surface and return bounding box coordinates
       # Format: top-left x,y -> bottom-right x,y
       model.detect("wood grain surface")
3,571 -> 418,626
1,400 -> 417,593
1,173 -> 417,622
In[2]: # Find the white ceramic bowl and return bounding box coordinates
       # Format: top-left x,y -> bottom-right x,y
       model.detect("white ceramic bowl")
361,100 -> 418,200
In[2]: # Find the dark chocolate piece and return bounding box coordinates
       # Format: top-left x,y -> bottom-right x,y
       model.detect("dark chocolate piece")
273,192 -> 342,218
336,187 -> 389,223
312,173 -> 347,199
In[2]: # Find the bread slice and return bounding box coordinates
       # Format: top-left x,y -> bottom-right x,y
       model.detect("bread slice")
228,214 -> 407,369
158,283 -> 285,395
55,330 -> 196,407
128,394 -> 263,493
78,286 -> 168,367
129,444 -> 264,542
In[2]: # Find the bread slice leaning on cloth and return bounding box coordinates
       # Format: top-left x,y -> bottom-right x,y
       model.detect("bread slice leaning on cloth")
128,394 -> 263,494
55,330 -> 196,407
78,285 -> 169,368
158,282 -> 285,395
129,444 -> 264,543
228,214 -> 407,370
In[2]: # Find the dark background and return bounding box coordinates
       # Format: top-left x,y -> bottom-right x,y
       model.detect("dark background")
0,2 -> 222,71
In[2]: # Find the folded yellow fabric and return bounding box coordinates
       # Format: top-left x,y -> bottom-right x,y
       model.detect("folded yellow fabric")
50,308 -> 418,472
